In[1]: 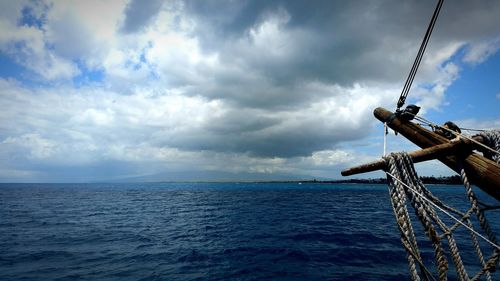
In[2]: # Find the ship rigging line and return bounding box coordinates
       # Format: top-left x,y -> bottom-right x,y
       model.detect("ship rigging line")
396,0 -> 444,111
385,171 -> 500,251
411,114 -> 500,158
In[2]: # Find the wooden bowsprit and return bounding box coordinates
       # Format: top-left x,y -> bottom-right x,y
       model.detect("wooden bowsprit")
341,107 -> 500,201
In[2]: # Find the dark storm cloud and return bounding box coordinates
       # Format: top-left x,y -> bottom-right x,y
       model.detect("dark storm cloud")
150,106 -> 369,158
163,0 -> 500,158
106,0 -> 500,114
181,0 -> 500,90
182,0 -> 422,85
165,121 -> 366,158
122,0 -> 164,33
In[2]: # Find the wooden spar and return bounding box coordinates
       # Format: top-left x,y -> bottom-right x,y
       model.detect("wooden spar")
341,140 -> 469,176
373,107 -> 500,201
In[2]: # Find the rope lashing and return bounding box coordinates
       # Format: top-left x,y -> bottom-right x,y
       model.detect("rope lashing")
384,152 -> 499,281
392,110 -> 500,159
479,130 -> 500,163
412,115 -> 500,159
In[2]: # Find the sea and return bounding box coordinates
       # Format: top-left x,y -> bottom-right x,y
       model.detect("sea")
0,182 -> 498,281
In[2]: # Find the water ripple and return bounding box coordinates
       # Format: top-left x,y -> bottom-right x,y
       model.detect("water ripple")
0,183 -> 498,280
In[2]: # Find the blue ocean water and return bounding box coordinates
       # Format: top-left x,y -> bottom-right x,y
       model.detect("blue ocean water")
0,183 -> 498,281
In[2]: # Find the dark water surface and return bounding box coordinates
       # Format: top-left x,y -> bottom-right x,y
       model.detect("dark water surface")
0,183 -> 498,280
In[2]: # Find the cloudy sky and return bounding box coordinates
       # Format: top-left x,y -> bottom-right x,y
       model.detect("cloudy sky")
0,0 -> 499,182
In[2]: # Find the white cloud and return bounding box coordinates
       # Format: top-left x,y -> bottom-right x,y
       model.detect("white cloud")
0,7 -> 80,80
411,61 -> 460,112
0,76 -> 391,180
0,78 -> 221,165
0,1 -> 28,25
310,150 -> 351,166
456,118 -> 500,132
0,168 -> 42,182
3,133 -> 57,159
144,28 -> 215,85
247,9 -> 294,59
463,38 -> 500,65
45,0 -> 126,62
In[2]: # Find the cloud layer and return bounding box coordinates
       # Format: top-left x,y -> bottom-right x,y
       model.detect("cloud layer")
0,0 -> 499,181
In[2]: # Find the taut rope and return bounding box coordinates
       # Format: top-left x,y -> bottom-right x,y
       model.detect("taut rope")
397,0 -> 444,110
395,110 -> 500,160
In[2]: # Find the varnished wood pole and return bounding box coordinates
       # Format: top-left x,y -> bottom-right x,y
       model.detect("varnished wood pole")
373,107 -> 500,201
341,140 -> 468,176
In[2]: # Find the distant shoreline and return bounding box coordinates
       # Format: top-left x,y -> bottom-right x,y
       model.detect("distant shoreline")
255,175 -> 463,185
0,176 -> 464,185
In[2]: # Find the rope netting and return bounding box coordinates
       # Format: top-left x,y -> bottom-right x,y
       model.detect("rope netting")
384,152 -> 499,281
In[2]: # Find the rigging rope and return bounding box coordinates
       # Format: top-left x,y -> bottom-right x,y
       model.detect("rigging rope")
410,114 -> 500,159
388,107 -> 500,159
460,128 -> 490,133
397,0 -> 444,111
479,130 -> 500,163
384,152 -> 499,281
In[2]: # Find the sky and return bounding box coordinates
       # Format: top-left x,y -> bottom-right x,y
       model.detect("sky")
0,0 -> 499,182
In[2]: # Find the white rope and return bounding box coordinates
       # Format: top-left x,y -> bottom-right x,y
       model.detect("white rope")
385,171 -> 500,251
460,128 -> 489,132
